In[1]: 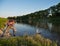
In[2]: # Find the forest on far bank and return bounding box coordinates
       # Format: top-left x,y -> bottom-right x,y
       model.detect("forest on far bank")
8,3 -> 60,24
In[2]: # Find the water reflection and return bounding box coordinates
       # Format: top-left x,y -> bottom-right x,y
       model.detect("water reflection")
51,24 -> 60,34
47,23 -> 52,31
9,22 -> 60,45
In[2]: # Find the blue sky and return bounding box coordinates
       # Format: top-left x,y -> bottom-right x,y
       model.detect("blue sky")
0,0 -> 60,17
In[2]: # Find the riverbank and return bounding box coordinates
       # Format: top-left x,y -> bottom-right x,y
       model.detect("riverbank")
0,18 -> 7,29
0,18 -> 7,36
0,18 -> 58,46
0,34 -> 57,46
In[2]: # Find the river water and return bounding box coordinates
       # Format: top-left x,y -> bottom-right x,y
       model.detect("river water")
10,22 -> 60,45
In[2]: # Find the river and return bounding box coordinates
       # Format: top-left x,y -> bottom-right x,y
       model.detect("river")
9,22 -> 60,45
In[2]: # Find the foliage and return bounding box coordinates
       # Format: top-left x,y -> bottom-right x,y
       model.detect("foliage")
8,3 -> 60,24
0,34 -> 57,46
0,18 -> 7,29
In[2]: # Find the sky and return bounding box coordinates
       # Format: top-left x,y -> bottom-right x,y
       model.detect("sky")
0,0 -> 60,18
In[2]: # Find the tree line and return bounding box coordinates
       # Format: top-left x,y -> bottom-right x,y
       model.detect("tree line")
8,3 -> 60,24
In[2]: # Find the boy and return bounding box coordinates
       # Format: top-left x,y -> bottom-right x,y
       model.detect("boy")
5,19 -> 16,36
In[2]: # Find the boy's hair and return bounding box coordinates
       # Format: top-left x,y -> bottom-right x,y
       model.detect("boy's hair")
9,19 -> 14,22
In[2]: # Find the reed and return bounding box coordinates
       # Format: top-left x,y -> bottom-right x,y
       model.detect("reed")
0,34 -> 57,46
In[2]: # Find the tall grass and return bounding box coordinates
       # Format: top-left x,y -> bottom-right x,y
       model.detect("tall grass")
0,34 -> 57,46
0,18 -> 7,29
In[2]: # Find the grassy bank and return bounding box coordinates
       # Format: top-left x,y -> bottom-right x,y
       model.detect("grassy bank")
0,34 -> 57,46
0,18 -> 7,29
0,18 -> 58,46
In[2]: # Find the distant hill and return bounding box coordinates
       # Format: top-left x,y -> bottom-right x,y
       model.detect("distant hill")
8,3 -> 60,24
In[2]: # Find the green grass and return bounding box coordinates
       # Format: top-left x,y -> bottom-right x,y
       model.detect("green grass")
0,18 -> 7,29
0,34 -> 57,46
